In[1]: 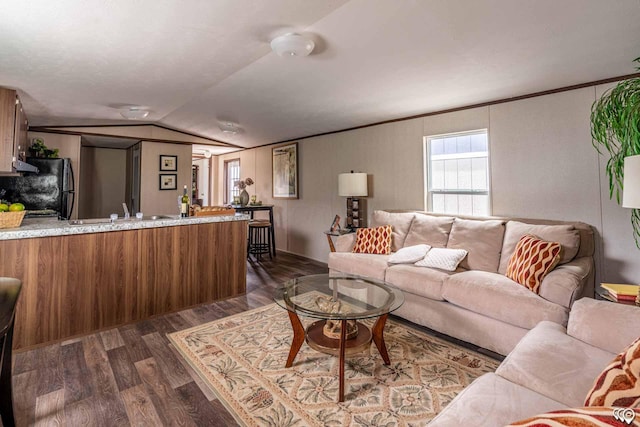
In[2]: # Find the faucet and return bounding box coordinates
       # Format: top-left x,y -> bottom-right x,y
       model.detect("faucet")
122,202 -> 130,219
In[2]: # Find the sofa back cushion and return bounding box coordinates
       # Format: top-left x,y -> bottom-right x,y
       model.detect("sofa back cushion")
498,221 -> 580,274
446,218 -> 505,273
403,213 -> 454,248
370,210 -> 415,252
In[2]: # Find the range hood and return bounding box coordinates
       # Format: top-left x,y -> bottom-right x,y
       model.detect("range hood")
13,158 -> 39,173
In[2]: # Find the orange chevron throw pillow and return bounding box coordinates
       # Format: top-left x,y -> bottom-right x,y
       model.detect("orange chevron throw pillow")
506,234 -> 561,294
352,225 -> 393,255
507,407 -> 640,426
584,336 -> 640,407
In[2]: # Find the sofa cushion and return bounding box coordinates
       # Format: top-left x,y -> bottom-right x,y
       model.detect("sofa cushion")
499,221 -> 580,274
352,225 -> 392,254
446,218 -> 505,273
384,264 -> 455,300
327,252 -> 390,281
387,244 -> 431,264
568,298 -> 640,354
496,321 -> 615,407
443,271 -> 569,329
370,211 -> 415,252
584,336 -> 640,407
506,234 -> 562,294
414,247 -> 467,271
507,407 -> 640,426
403,213 -> 454,248
428,373 -> 565,427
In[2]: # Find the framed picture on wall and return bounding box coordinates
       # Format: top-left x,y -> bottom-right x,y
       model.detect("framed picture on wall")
159,174 -> 177,190
272,142 -> 298,199
160,155 -> 177,171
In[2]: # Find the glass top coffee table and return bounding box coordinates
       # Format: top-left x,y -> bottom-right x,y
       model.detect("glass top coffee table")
274,274 -> 404,402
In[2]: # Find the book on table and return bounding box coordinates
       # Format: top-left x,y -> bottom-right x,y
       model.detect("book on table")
601,283 -> 639,302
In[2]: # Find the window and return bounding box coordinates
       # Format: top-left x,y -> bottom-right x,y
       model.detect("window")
224,159 -> 240,204
424,130 -> 490,216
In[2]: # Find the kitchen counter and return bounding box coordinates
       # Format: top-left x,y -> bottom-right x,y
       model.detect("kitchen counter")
0,214 -> 249,349
0,214 -> 249,240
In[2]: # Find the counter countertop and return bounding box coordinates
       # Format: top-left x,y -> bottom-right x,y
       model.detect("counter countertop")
0,214 -> 250,241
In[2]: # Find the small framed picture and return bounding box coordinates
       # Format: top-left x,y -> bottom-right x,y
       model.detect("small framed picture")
160,155 -> 177,171
159,174 -> 177,190
330,214 -> 341,232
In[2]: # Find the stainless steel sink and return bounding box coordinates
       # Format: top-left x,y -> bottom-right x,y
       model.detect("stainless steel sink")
141,215 -> 173,220
69,215 -> 175,225
68,218 -> 112,225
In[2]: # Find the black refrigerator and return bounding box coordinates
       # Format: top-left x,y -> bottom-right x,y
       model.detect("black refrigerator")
0,157 -> 75,219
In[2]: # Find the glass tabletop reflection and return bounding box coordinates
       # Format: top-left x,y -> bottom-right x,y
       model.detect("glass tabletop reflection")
274,274 -> 404,321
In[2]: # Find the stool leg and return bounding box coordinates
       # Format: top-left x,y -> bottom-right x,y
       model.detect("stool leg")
0,315 -> 16,427
257,227 -> 263,261
266,226 -> 272,260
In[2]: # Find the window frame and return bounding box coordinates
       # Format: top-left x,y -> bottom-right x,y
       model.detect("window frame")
423,129 -> 491,216
224,158 -> 240,204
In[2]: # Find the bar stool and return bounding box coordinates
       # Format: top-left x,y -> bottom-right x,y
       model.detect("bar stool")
0,277 -> 21,427
247,220 -> 272,261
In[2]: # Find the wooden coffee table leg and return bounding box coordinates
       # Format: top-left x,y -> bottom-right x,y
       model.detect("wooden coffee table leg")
285,310 -> 305,368
372,313 -> 390,365
338,319 -> 347,402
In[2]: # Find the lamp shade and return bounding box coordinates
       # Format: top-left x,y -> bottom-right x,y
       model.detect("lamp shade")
338,173 -> 368,197
623,154 -> 640,209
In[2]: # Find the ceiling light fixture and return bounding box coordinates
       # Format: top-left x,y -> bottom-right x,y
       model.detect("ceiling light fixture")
120,107 -> 149,120
204,150 -> 212,159
219,122 -> 239,135
270,33 -> 315,57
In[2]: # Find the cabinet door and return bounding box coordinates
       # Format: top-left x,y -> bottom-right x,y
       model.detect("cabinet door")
0,88 -> 16,172
13,96 -> 27,164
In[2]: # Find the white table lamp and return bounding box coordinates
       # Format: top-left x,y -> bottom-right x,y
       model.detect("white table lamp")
623,155 -> 640,209
338,172 -> 368,229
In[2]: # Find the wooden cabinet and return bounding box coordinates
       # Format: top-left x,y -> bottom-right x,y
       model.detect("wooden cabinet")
0,88 -> 28,173
0,220 -> 248,349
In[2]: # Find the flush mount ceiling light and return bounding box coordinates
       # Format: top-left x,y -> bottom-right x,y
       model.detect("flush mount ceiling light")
120,107 -> 149,120
270,33 -> 315,57
219,122 -> 240,135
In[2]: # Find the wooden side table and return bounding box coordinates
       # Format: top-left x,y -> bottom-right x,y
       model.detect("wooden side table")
324,230 -> 354,252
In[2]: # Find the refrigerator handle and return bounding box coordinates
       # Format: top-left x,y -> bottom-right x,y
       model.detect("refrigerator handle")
69,160 -> 75,192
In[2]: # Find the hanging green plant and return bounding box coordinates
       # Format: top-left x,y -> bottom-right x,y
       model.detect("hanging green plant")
591,57 -> 640,247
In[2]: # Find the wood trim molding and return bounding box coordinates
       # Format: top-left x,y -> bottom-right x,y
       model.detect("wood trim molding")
267,72 -> 640,148
29,123 -> 244,149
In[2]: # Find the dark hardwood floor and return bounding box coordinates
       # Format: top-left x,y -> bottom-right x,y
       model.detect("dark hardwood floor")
10,251 -> 501,426
11,252 -> 327,426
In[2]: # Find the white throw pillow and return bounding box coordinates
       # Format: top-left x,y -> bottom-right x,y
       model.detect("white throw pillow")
414,247 -> 468,271
387,244 -> 431,265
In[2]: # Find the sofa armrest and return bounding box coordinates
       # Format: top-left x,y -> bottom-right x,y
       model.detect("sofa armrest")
539,257 -> 592,309
334,233 -> 356,252
567,297 -> 640,354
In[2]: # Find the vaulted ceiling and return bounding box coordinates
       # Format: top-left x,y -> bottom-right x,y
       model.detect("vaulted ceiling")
1,0 -> 639,149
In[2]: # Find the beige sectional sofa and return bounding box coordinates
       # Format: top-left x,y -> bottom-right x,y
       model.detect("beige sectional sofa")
429,298 -> 640,425
328,210 -> 595,356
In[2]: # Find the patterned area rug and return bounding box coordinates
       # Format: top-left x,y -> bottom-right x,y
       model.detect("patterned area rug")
168,303 -> 500,426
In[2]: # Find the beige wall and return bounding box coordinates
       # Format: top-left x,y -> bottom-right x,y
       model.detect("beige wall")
27,131 -> 81,219
140,141 -> 192,215
78,147 -> 127,218
215,82 -> 640,284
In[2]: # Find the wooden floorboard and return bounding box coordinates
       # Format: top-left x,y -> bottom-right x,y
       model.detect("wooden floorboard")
10,250 -> 501,426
